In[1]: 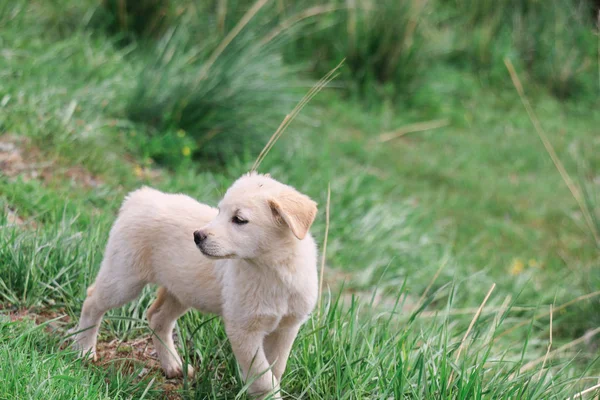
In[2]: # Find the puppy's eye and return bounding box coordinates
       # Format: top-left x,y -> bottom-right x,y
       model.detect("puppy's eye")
232,216 -> 248,225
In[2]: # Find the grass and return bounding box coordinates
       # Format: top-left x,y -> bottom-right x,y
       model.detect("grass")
1,0 -> 600,399
124,4 -> 307,164
440,0 -> 598,98
284,0 -> 426,102
0,317 -> 155,399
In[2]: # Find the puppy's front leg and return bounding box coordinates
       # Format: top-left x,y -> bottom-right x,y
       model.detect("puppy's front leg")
264,320 -> 301,382
226,324 -> 281,399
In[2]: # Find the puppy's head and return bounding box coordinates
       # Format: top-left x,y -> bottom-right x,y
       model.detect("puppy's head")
194,173 -> 317,260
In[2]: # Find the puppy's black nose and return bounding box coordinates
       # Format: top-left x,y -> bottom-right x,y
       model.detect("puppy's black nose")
194,230 -> 207,245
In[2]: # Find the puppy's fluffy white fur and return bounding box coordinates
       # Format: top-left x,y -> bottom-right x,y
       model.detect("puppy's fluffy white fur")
73,173 -> 318,399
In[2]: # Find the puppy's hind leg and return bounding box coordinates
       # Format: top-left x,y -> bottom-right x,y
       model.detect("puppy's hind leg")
73,260 -> 145,360
147,288 -> 193,379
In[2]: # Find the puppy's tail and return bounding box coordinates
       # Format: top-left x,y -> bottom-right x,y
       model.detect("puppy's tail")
147,286 -> 168,323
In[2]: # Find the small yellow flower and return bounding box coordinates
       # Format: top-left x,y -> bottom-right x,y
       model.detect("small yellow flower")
509,258 -> 525,276
528,259 -> 540,268
182,146 -> 191,157
177,129 -> 186,138
134,165 -> 143,177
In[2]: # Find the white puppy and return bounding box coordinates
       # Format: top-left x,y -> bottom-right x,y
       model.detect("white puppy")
73,173 -> 318,399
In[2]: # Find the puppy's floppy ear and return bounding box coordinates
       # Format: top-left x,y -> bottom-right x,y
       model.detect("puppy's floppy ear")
269,190 -> 318,240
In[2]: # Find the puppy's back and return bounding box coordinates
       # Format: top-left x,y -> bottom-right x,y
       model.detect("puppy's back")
118,187 -> 215,224
121,186 -> 211,213
105,187 -> 217,274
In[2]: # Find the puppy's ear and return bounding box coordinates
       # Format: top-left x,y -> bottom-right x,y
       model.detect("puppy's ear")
269,190 -> 318,240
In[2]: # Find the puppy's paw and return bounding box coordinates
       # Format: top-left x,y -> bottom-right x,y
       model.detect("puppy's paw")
72,342 -> 97,361
267,392 -> 282,400
249,383 -> 282,400
269,386 -> 283,400
253,391 -> 282,400
164,363 -> 195,379
70,334 -> 97,361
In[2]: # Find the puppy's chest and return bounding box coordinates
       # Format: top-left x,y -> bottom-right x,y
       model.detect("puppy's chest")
224,267 -> 313,317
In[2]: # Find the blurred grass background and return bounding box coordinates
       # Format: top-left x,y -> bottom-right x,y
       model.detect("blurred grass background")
0,0 -> 599,398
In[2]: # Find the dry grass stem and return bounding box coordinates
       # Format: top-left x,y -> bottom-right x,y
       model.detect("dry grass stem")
417,305 -> 534,318
570,382 -> 600,400
504,58 -> 600,244
496,290 -> 600,340
251,60 -> 343,171
537,304 -> 553,381
447,283 -> 495,388
376,119 -> 449,143
261,5 -> 340,46
317,183 -> 331,318
197,0 -> 270,82
519,326 -> 600,374
454,283 -> 496,364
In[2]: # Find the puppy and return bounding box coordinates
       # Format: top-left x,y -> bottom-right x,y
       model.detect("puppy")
73,173 -> 318,399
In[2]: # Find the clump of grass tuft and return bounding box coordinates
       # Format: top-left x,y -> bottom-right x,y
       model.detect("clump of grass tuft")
0,319 -> 155,399
125,7 -> 307,166
0,206 -> 105,307
505,57 -> 600,339
168,283 -> 600,399
512,0 -> 597,99
286,0 -> 427,103
446,0 -> 597,99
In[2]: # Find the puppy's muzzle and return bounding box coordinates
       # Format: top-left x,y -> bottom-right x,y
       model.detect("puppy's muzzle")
193,230 -> 207,246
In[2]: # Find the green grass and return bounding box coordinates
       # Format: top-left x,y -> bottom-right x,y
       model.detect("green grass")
284,0 -> 426,102
439,0 -> 598,99
0,317 -> 157,399
123,6 -> 308,164
1,0 -> 600,399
